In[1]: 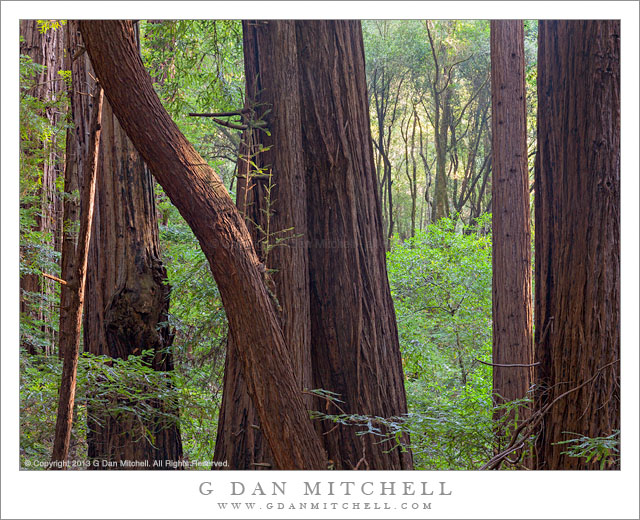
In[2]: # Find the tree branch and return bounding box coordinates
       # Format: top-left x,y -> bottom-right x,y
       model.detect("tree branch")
476,359 -> 541,368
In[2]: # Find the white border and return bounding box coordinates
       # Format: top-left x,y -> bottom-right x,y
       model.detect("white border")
2,2 -> 638,519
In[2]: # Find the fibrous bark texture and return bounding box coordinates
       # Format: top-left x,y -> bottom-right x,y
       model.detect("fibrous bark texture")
79,20 -> 327,470
534,20 -> 620,470
51,82 -> 103,466
296,20 -> 412,469
490,20 -> 534,439
214,19 -> 310,470
59,23 -> 184,468
19,20 -> 66,355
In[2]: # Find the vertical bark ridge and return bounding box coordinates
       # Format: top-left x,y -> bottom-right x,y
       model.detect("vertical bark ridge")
490,20 -> 534,450
534,20 -> 620,470
214,20 -> 310,470
296,20 -> 412,470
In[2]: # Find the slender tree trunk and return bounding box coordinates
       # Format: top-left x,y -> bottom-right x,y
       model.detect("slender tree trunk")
410,107 -> 418,238
490,20 -> 534,452
400,110 -> 417,239
296,20 -> 412,469
417,117 -> 432,228
534,20 -> 620,470
79,20 -> 327,470
432,88 -> 451,221
51,84 -> 103,467
58,24 -> 82,361
214,19 -> 311,470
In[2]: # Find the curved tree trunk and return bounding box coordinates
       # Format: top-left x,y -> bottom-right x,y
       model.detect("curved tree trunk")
215,20 -> 412,471
79,20 -> 327,470
490,20 -> 533,450
214,19 -> 310,470
296,20 -> 412,470
534,20 -> 620,470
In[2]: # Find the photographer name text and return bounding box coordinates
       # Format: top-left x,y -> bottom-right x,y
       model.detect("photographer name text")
199,480 -> 452,497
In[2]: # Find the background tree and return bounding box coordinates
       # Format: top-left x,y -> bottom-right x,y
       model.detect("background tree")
534,20 -> 620,470
19,20 -> 66,355
362,21 -> 492,234
490,20 -> 534,450
365,21 -> 407,244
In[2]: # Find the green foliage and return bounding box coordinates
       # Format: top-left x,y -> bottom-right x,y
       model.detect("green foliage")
158,204 -> 227,463
363,20 -> 495,234
556,430 -> 620,469
386,217 -> 495,469
388,217 -> 492,388
141,20 -> 244,188
20,353 -> 72,467
36,20 -> 66,34
19,49 -> 68,352
307,218 -> 498,469
20,345 -> 223,470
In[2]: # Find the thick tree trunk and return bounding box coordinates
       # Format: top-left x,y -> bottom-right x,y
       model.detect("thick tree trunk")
51,84 -> 103,467
19,20 -> 65,355
214,20 -> 311,470
84,97 -> 184,468
296,20 -> 412,469
79,20 -> 327,470
534,20 -> 620,470
60,23 -> 184,468
490,20 -> 534,445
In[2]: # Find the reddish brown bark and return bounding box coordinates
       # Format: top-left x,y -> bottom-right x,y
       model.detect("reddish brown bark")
296,20 -> 412,469
19,20 -> 66,355
51,84 -> 103,467
84,97 -> 184,468
79,20 -> 326,470
490,20 -> 534,442
58,22 -> 183,468
534,20 -> 620,470
216,20 -> 412,470
58,22 -> 83,361
214,20 -> 310,469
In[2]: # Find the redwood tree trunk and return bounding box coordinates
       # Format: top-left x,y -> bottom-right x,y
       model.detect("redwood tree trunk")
58,23 -> 83,361
61,23 -> 184,468
296,20 -> 412,469
19,20 -> 65,355
534,20 -> 620,470
79,20 -> 327,470
51,83 -> 103,466
490,20 -> 534,446
214,19 -> 310,470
